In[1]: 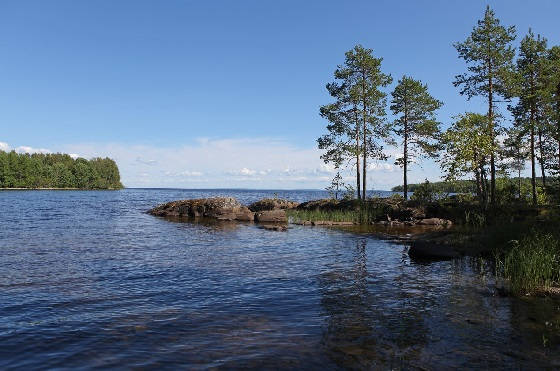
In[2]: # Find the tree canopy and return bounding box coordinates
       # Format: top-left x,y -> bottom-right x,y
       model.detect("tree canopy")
0,151 -> 123,189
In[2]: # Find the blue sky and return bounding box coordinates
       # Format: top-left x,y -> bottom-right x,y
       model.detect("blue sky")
1,0 -> 559,189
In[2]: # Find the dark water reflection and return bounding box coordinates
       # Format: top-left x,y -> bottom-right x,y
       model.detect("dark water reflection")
0,189 -> 559,369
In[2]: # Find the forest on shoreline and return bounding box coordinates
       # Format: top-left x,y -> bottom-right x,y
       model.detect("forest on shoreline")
313,5 -> 560,294
318,6 -> 559,208
390,177 -> 556,194
0,151 -> 123,190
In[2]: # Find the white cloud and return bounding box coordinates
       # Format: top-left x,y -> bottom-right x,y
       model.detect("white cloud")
136,157 -> 158,166
164,170 -> 204,177
15,146 -> 51,154
0,142 -> 10,151
17,137 -> 444,189
239,167 -> 257,176
368,162 -> 395,172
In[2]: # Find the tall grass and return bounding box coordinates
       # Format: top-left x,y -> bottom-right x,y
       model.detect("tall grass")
287,203 -> 388,224
495,231 -> 560,294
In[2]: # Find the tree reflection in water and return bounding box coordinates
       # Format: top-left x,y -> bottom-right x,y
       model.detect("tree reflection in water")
318,238 -> 429,369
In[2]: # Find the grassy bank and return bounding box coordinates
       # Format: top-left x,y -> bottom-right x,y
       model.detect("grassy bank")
287,202 -> 391,224
288,196 -> 560,296
409,219 -> 560,295
493,225 -> 560,295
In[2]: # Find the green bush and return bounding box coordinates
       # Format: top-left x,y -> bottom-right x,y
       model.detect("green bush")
410,180 -> 447,204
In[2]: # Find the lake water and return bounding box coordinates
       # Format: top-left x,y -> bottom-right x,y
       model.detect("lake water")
1,189 -> 559,369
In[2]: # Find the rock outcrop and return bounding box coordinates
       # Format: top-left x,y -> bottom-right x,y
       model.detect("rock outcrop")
148,197 -> 254,222
248,198 -> 299,212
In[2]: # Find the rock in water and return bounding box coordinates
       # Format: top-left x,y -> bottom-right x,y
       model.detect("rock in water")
254,209 -> 287,223
408,241 -> 460,260
418,218 -> 453,226
148,197 -> 254,221
259,224 -> 288,232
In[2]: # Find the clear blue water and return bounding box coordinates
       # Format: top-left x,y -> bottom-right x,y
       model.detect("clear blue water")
0,189 -> 559,369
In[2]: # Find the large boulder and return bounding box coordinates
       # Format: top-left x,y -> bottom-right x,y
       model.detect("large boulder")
254,209 -> 287,223
149,197 -> 254,221
248,198 -> 299,212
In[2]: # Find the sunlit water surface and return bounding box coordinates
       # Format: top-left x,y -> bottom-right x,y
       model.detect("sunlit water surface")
1,189 -> 559,369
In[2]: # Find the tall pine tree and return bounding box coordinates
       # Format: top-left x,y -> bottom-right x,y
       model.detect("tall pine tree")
390,76 -> 443,199
454,5 -> 516,206
511,29 -> 548,205
318,45 -> 392,200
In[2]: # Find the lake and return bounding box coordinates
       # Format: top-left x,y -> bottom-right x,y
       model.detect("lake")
1,189 -> 559,369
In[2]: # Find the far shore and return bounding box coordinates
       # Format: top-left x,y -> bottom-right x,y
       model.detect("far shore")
0,187 -> 122,190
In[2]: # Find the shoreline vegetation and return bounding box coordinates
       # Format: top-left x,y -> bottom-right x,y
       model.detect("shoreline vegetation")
148,194 -> 560,297
0,150 -> 123,190
305,5 -> 560,297
147,5 -> 560,296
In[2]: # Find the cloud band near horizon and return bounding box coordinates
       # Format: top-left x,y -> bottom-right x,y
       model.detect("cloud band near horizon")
1,138 -> 444,190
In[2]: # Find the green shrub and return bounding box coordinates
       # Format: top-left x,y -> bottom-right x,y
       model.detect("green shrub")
410,180 -> 447,204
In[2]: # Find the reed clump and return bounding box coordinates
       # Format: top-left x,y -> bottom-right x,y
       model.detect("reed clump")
287,202 -> 389,224
495,229 -> 560,294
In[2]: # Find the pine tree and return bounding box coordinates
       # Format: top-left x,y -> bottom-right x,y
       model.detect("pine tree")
390,76 -> 443,199
454,5 -> 516,206
318,75 -> 363,199
510,29 -> 548,205
543,46 -> 560,175
318,45 -> 392,200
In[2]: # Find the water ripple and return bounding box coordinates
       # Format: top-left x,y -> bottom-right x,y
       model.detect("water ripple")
0,189 -> 559,369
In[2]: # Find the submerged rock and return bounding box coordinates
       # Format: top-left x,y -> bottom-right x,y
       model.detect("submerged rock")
254,209 -> 287,223
418,218 -> 453,226
310,220 -> 354,226
259,224 -> 288,232
408,240 -> 461,260
148,197 -> 254,222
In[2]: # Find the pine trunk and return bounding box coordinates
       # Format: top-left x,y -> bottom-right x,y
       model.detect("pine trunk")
557,83 -> 560,174
355,114 -> 361,200
403,99 -> 408,200
353,106 -> 361,200
537,127 -> 546,188
481,165 -> 488,207
362,120 -> 367,201
403,138 -> 408,200
518,167 -> 522,200
362,75 -> 367,202
474,152 -> 484,204
530,72 -> 537,206
531,122 -> 537,206
488,73 -> 496,206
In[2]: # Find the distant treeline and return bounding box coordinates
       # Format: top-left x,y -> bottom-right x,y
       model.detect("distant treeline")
0,151 -> 123,189
392,180 -> 476,193
391,178 -> 552,194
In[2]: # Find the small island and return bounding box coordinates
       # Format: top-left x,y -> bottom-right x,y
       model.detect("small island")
0,150 -> 123,190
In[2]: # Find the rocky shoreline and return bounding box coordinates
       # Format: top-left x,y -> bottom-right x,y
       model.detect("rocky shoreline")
148,196 -> 458,259
148,196 -> 559,295
148,196 -> 454,226
148,197 -> 294,223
